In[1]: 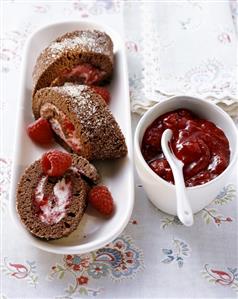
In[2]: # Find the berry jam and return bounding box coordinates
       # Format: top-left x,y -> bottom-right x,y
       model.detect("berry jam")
141,109 -> 230,187
62,63 -> 106,85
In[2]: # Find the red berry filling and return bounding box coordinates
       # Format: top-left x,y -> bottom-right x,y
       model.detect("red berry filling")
92,86 -> 111,104
55,63 -> 106,85
141,109 -> 230,187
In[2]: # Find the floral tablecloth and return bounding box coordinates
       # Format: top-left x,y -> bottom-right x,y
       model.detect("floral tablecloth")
1,1 -> 238,299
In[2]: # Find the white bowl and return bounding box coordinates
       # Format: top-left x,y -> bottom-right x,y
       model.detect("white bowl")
134,96 -> 238,215
9,21 -> 134,254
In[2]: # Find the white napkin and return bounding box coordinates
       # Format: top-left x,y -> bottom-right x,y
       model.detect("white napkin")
130,1 -> 238,117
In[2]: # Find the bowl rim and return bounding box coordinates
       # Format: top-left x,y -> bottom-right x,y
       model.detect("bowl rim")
134,95 -> 238,190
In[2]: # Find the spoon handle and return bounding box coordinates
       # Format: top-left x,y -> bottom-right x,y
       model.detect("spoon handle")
161,129 -> 194,227
172,166 -> 194,227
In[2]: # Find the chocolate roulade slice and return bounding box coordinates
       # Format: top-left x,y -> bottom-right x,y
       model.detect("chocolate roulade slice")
16,154 -> 99,240
71,154 -> 100,184
32,85 -> 127,161
32,30 -> 113,95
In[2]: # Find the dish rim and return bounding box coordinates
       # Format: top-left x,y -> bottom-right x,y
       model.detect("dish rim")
9,20 -> 134,254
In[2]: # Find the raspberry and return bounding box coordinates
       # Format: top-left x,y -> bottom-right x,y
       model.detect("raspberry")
41,150 -> 72,177
27,117 -> 53,145
92,87 -> 111,104
88,185 -> 114,216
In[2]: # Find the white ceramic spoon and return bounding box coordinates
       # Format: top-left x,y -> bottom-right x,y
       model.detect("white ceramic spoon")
161,129 -> 194,226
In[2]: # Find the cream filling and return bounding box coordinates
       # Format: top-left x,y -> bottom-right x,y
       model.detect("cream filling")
34,176 -> 72,225
35,175 -> 48,203
40,103 -> 82,154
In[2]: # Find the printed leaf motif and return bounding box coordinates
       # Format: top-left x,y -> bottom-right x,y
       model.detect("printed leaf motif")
160,216 -> 182,229
56,264 -> 64,271
65,284 -> 75,295
161,239 -> 190,268
162,249 -> 173,255
162,256 -> 174,264
79,287 -> 88,295
59,271 -> 64,279
209,278 -> 216,283
213,185 -> 236,205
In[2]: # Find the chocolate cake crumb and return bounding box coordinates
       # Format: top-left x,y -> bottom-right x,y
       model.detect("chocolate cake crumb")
70,154 -> 100,184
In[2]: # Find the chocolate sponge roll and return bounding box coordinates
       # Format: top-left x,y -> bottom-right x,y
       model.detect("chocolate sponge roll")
32,30 -> 113,95
32,85 -> 127,161
72,154 -> 100,184
16,154 -> 99,240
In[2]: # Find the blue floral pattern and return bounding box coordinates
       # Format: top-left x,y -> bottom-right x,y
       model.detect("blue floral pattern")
161,239 -> 190,268
87,263 -> 109,279
49,235 -> 144,297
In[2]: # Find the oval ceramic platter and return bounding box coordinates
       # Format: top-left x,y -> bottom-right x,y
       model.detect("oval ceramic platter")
9,21 -> 134,254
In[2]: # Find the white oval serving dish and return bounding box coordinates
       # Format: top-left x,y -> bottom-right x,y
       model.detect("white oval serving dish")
9,21 -> 134,254
134,96 -> 238,216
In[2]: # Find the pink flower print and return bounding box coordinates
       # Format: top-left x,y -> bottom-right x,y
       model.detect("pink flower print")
211,269 -> 233,286
125,41 -> 138,53
1,258 -> 38,287
218,32 -> 231,44
202,264 -> 238,292
9,263 -> 28,279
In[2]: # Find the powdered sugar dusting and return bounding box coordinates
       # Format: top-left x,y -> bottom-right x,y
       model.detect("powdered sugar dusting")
60,84 -> 105,130
48,30 -> 112,57
59,84 -> 87,98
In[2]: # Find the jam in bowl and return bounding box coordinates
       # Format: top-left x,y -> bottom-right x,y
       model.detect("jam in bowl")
141,109 -> 230,187
134,96 -> 238,216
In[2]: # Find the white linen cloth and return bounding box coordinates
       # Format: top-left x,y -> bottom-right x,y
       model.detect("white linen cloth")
128,1 -> 238,117
1,1 -> 238,299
